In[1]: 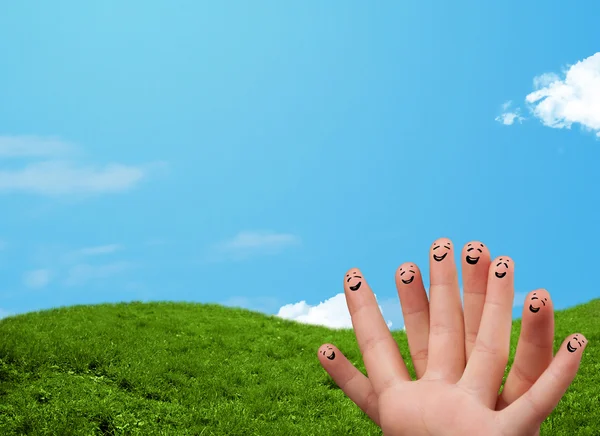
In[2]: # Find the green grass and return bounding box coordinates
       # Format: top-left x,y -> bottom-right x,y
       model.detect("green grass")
0,299 -> 597,435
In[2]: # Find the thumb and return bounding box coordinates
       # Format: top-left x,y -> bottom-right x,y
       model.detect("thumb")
498,333 -> 588,435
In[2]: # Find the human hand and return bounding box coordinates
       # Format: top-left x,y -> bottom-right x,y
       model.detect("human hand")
318,238 -> 587,435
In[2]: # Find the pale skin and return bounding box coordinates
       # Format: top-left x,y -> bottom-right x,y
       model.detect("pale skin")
318,238 -> 588,436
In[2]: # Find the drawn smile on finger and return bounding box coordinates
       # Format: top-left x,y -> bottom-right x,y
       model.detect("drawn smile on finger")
465,243 -> 484,265
346,270 -> 363,291
399,265 -> 416,284
528,292 -> 548,313
494,257 -> 510,278
320,346 -> 336,360
432,242 -> 451,262
433,253 -> 447,262
566,336 -> 585,353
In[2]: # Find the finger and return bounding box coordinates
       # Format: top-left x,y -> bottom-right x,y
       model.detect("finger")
461,241 -> 491,361
460,256 -> 514,408
500,334 -> 588,435
344,268 -> 410,394
496,289 -> 554,411
395,262 -> 429,379
425,238 -> 465,382
317,343 -> 380,425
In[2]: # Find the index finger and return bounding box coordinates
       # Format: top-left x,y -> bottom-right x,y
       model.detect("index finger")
344,268 -> 410,394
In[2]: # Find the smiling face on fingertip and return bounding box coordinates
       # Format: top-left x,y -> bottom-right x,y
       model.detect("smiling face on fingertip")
493,257 -> 512,279
566,335 -> 586,353
320,345 -> 336,360
465,242 -> 485,265
528,291 -> 549,313
398,264 -> 416,285
432,239 -> 452,262
345,269 -> 363,292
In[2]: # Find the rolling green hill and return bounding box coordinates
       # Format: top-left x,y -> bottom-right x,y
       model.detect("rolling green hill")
0,299 -> 598,435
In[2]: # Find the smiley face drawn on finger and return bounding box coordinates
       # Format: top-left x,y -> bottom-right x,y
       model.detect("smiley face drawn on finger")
432,241 -> 451,262
345,270 -> 363,291
466,243 -> 485,265
399,265 -> 416,285
494,257 -> 510,278
528,292 -> 548,313
566,335 -> 586,353
320,346 -> 336,360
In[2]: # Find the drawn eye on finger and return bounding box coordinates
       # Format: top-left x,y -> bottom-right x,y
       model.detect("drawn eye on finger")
345,270 -> 363,292
465,242 -> 485,265
432,239 -> 451,262
320,346 -> 336,360
399,265 -> 416,285
493,257 -> 511,279
566,335 -> 586,353
528,291 -> 549,313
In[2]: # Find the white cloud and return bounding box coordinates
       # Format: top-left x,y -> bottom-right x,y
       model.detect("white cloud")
525,52 -> 600,137
213,231 -> 300,260
497,52 -> 600,138
221,296 -> 281,314
0,308 -> 13,319
23,269 -> 52,289
276,293 -> 393,330
514,291 -> 528,307
0,135 -> 166,196
0,135 -> 77,158
377,297 -> 404,331
64,261 -> 131,286
76,244 -> 122,256
0,161 -> 147,195
495,101 -> 525,125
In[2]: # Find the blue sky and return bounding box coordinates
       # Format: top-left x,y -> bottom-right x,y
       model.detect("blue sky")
1,2 -> 599,331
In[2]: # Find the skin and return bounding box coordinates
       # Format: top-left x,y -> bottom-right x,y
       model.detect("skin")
317,238 -> 588,435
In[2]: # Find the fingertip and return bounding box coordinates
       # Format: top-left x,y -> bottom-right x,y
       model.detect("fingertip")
344,268 -> 367,294
344,267 -> 361,281
462,240 -> 490,270
431,237 -> 453,251
521,289 -> 553,317
431,238 -> 454,265
564,333 -> 588,354
490,255 -> 514,280
396,262 -> 420,284
398,262 -> 420,273
317,343 -> 339,364
462,240 -> 489,255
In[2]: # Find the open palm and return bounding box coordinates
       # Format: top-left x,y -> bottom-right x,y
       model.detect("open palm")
318,239 -> 587,436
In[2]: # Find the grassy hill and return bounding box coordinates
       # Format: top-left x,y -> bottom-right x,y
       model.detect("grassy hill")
0,299 -> 598,435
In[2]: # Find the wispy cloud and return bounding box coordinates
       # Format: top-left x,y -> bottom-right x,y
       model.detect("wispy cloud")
23,269 -> 52,289
0,135 -> 166,196
212,230 -> 301,261
0,135 -> 77,158
514,291 -> 528,307
63,261 -> 132,286
221,296 -> 281,314
276,293 -> 393,330
0,161 -> 147,195
497,52 -> 600,138
76,244 -> 122,256
24,243 -> 132,290
495,101 -> 525,125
